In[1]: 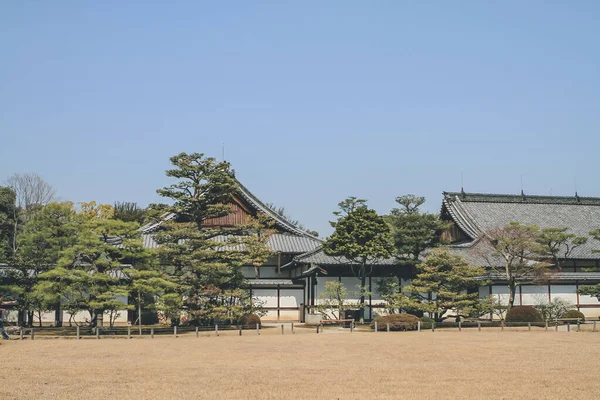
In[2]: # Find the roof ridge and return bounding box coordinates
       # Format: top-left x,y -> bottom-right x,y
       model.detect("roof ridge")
444,191 -> 600,205
235,179 -> 321,240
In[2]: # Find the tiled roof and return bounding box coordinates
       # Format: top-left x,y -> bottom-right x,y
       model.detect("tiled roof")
443,191 -> 600,260
282,246 -> 400,268
245,279 -> 301,286
481,271 -> 600,283
140,232 -> 320,254
137,179 -> 321,254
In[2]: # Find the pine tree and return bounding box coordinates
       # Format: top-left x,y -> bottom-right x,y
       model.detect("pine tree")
323,197 -> 393,322
154,153 -> 266,325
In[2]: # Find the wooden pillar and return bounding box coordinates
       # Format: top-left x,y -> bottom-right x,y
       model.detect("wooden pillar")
277,285 -> 281,320
277,253 -> 281,274
576,282 -> 580,311
519,286 -> 523,306
368,276 -> 372,321
548,284 -> 551,302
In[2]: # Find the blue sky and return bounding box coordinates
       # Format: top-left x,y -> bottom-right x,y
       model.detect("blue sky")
1,1 -> 599,236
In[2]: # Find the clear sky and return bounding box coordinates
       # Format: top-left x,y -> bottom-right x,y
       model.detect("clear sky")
1,1 -> 599,237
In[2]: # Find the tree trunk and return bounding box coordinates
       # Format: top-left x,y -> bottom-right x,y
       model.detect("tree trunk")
359,262 -> 366,323
508,279 -> 516,311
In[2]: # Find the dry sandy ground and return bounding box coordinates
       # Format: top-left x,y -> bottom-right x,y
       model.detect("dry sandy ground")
2,329 -> 599,400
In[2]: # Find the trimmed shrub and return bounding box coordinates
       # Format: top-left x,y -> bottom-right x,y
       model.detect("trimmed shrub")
562,310 -> 585,322
238,314 -> 262,328
370,314 -> 419,331
505,306 -> 543,323
419,316 -> 435,330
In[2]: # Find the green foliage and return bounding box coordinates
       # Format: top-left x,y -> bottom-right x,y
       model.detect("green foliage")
407,249 -> 486,322
562,309 -> 585,322
31,201 -> 145,327
375,278 -> 421,315
241,214 -> 275,278
113,201 -> 147,223
419,316 -> 434,329
505,306 -> 543,323
154,152 -> 266,325
324,197 -> 393,264
477,295 -> 508,320
315,281 -> 366,320
0,187 -> 17,261
2,202 -> 79,326
323,197 -> 393,321
370,314 -> 420,331
578,284 -> 600,301
537,228 -> 588,269
386,195 -> 450,262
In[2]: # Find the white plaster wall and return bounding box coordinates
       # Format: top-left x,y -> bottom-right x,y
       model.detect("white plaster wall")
279,289 -> 303,308
520,285 -> 548,306
550,285 -> 578,304
491,285 -> 521,306
252,289 -> 278,308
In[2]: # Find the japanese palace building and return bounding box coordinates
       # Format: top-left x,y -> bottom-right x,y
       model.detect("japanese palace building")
5,182 -> 600,324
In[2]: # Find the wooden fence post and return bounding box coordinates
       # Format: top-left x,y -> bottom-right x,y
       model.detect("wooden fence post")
292,322 -> 295,334
594,321 -> 597,332
477,321 -> 481,332
151,328 -> 154,339
458,321 -> 462,332
31,328 -> 34,341
528,322 -> 531,331
281,324 -> 284,335
316,325 -> 319,334
555,321 -> 558,332
350,320 -> 354,333
432,322 -> 435,332
215,324 -> 219,337
545,320 -> 548,331
501,321 -> 505,331
374,321 -> 378,333
239,326 -> 242,336
174,326 -> 177,338
256,323 -> 260,335
567,323 -> 571,332
128,326 -> 131,339
386,322 -> 390,332
577,321 -> 581,332
417,321 -> 421,332
20,327 -> 24,340
95,327 -> 99,340
196,326 -> 199,337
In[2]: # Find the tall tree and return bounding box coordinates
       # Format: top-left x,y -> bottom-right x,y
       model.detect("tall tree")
6,202 -> 79,326
242,214 -> 275,278
112,201 -> 147,224
6,173 -> 56,210
406,249 -> 486,322
265,202 -> 318,236
577,229 -> 600,300
153,152 -> 265,325
483,222 -> 550,310
0,187 -> 17,262
386,194 -> 450,263
323,197 -> 393,322
5,173 -> 56,254
34,201 -> 144,327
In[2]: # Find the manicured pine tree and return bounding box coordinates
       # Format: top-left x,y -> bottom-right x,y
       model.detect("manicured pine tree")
323,197 -> 394,322
153,152 -> 268,325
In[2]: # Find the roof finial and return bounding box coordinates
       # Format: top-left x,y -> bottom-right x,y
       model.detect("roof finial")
521,189 -> 526,201
575,191 -> 580,202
